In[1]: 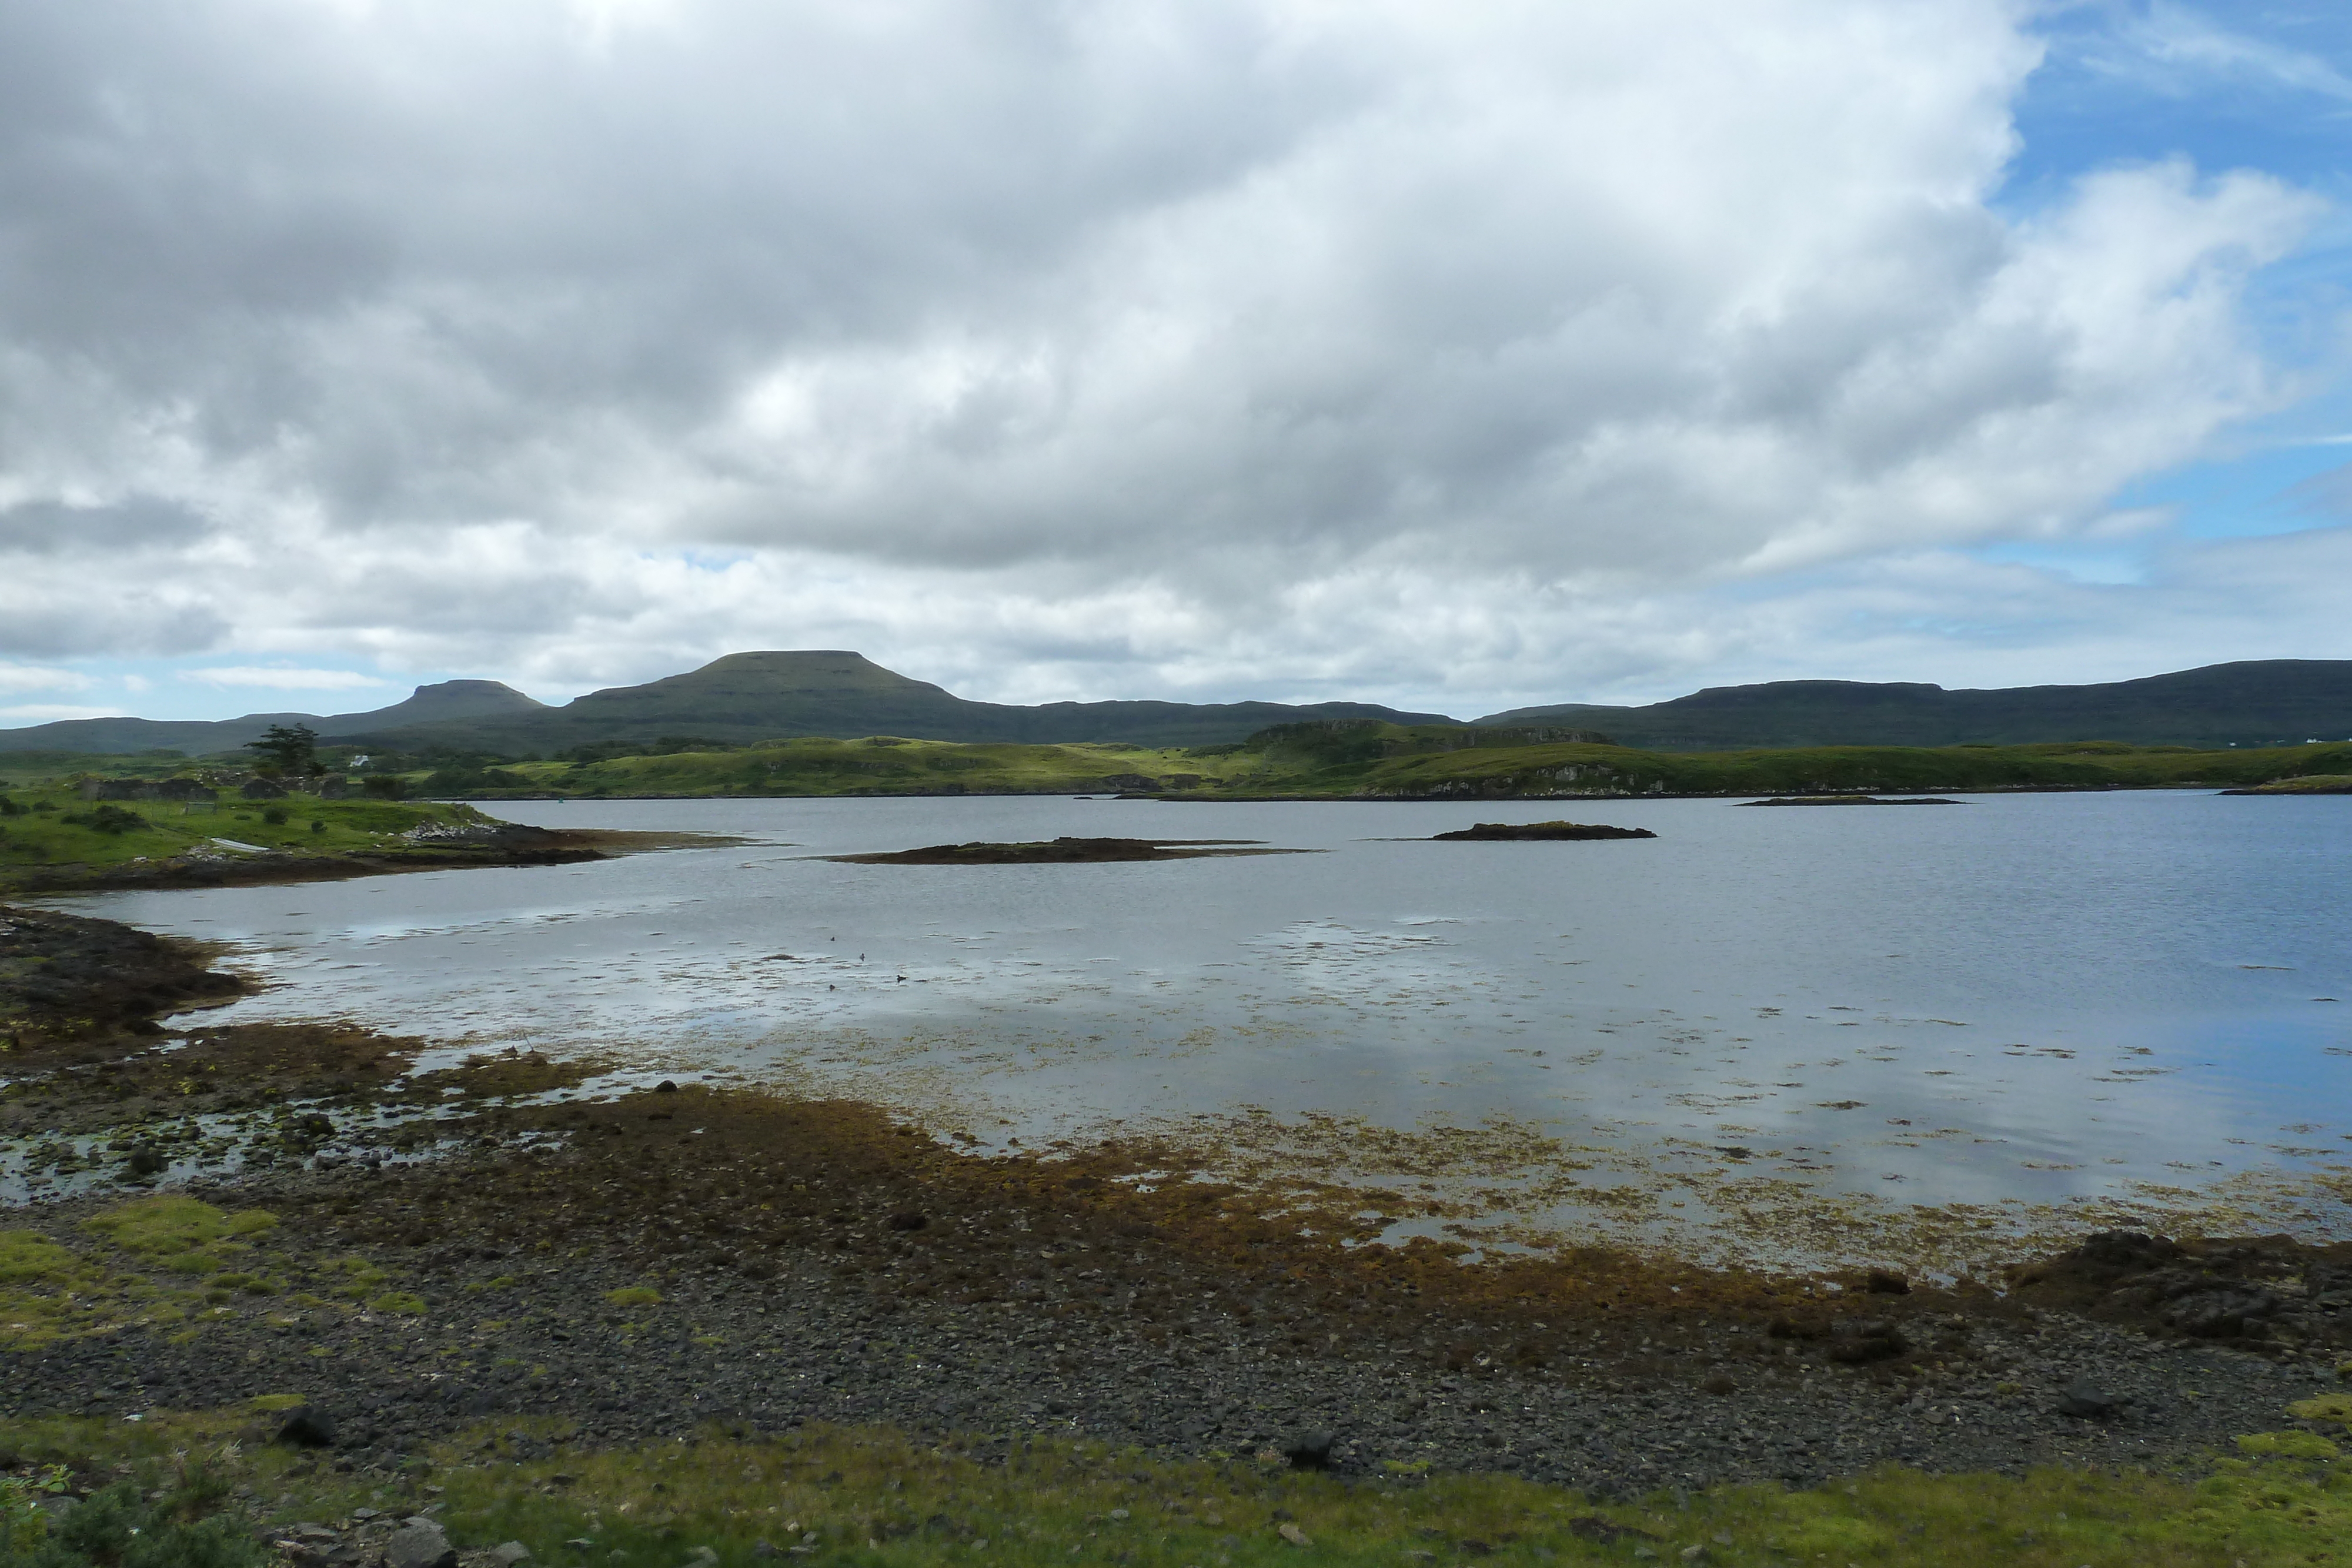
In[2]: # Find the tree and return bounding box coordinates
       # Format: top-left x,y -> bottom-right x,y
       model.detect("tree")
245,723 -> 321,778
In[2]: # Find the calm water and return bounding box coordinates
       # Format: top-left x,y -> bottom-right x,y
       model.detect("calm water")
50,791 -> 2352,1262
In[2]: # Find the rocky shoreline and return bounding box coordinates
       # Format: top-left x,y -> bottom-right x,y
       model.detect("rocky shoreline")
9,1162 -> 2337,1499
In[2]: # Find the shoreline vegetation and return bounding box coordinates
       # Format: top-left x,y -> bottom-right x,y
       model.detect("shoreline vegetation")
8,722 -> 2344,894
3,905 -> 2352,1566
2,723 -> 2349,816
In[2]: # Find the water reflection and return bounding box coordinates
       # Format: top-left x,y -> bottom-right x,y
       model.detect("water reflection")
45,790 -> 2352,1265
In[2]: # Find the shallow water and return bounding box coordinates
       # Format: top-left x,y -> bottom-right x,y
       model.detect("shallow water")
48,791 -> 2352,1265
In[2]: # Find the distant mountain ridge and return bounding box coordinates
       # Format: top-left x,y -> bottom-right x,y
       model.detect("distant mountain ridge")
1477,660 -> 2352,751
7,651 -> 2349,758
335,651 -> 1461,752
0,652 -> 1458,755
0,680 -> 546,755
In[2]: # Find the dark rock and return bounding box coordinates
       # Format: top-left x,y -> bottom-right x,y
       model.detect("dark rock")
2077,1231 -> 2181,1270
1282,1429 -> 1335,1470
1826,1320 -> 1908,1365
125,1147 -> 166,1177
2166,1287 -> 2282,1340
2055,1380 -> 2124,1419
654,1080 -> 679,1093
240,780 -> 289,800
1699,1372 -> 1738,1396
1864,1269 -> 1910,1295
275,1406 -> 338,1448
887,1212 -> 928,1232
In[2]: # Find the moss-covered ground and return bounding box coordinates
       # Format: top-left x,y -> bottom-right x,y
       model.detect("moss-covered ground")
2,1403 -> 2350,1566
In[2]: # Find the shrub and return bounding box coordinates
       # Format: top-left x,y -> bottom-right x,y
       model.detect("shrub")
11,1478 -> 268,1568
260,806 -> 288,825
60,804 -> 144,834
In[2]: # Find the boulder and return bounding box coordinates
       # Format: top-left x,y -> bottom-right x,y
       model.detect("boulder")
2055,1380 -> 2124,1419
384,1519 -> 457,1568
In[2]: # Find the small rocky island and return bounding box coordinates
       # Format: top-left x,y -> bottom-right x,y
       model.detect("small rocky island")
1430,821 -> 1656,841
1735,795 -> 1960,807
827,836 -> 1306,864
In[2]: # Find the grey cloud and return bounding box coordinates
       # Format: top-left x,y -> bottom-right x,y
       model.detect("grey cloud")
0,496 -> 211,554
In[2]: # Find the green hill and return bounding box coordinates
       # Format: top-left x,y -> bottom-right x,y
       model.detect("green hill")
336,650 -> 1461,752
0,679 -> 546,755
1479,659 -> 2352,751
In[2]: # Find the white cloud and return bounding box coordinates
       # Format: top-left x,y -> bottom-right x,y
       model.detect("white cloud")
2109,2 -> 2352,101
0,703 -> 125,721
0,662 -> 94,694
179,667 -> 394,691
0,1 -> 2340,710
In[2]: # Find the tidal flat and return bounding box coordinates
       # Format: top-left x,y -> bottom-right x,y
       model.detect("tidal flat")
37,789 -> 2350,1276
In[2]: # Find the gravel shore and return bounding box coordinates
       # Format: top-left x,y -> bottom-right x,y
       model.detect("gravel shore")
6,1136 -> 2340,1499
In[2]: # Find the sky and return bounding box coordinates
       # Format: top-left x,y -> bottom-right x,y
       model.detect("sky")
6,0 -> 2352,726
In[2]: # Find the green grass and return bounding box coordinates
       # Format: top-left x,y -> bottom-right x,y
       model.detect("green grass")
14,734 -> 2352,815
0,1409 -> 2347,1566
438,735 -> 1262,798
0,778 -> 499,886
373,731 -> 2352,803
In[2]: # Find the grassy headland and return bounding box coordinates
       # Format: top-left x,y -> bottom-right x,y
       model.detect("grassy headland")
0,778 -> 631,897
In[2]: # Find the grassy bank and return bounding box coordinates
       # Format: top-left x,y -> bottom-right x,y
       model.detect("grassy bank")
0,774 -> 652,896
4,1402 -> 2350,1567
12,730 -> 2352,807
424,731 -> 2352,801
